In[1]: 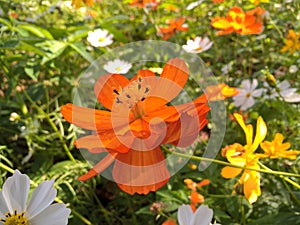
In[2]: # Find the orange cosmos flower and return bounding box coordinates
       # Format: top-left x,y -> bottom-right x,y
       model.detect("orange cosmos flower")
72,0 -> 94,9
159,18 -> 188,40
205,83 -> 239,101
213,0 -> 225,3
184,178 -> 210,211
129,0 -> 160,9
260,133 -> 300,160
211,6 -> 264,35
61,58 -> 210,195
162,219 -> 177,225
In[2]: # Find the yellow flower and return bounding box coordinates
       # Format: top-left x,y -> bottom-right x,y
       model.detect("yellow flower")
260,133 -> 300,160
72,0 -> 94,9
281,30 -> 300,54
221,113 -> 267,204
250,0 -> 269,5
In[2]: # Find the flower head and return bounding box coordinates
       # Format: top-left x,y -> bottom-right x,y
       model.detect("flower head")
205,83 -> 239,101
129,0 -> 160,9
0,170 -> 70,225
211,6 -> 264,35
260,133 -> 300,160
221,113 -> 267,203
182,37 -> 213,54
87,29 -> 113,47
103,59 -> 132,74
72,0 -> 94,9
281,30 -> 300,54
159,18 -> 188,40
178,204 -> 219,225
61,58 -> 210,195
233,79 -> 264,111
263,80 -> 300,102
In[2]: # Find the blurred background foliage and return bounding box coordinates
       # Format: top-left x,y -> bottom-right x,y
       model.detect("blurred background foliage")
0,0 -> 299,224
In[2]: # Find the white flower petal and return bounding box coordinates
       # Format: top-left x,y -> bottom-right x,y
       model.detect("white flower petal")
249,79 -> 258,92
233,95 -> 247,107
2,170 -> 30,213
178,204 -> 193,225
26,180 -> 57,219
278,80 -> 290,90
251,88 -> 264,97
241,97 -> 255,110
190,205 -> 213,225
241,80 -> 251,91
30,203 -> 71,225
0,191 -> 9,218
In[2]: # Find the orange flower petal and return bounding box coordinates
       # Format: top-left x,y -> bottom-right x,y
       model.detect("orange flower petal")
61,103 -> 113,130
78,152 -> 118,181
94,74 -> 130,110
221,166 -> 242,178
112,147 -> 170,195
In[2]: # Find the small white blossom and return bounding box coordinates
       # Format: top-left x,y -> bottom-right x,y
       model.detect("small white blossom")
186,0 -> 204,10
178,204 -> 220,225
9,112 -> 20,122
87,29 -> 113,47
233,79 -> 264,110
221,63 -> 232,74
264,80 -> 300,103
289,65 -> 298,73
182,37 -> 213,54
103,59 -> 132,74
0,170 -> 70,225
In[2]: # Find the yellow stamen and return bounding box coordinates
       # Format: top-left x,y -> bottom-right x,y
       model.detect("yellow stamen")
1,210 -> 28,225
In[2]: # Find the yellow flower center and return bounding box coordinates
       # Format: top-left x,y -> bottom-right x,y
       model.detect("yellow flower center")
1,210 -> 28,225
113,76 -> 150,109
195,46 -> 203,51
246,92 -> 251,98
99,37 -> 105,42
115,66 -> 122,72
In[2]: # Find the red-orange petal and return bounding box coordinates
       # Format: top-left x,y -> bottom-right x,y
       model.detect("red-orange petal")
112,147 -> 170,195
94,74 -> 130,110
61,103 -> 113,131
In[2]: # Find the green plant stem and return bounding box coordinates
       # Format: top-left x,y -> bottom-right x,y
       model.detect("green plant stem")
71,209 -> 93,225
0,162 -> 14,173
22,90 -> 76,163
163,148 -> 300,178
92,191 -> 113,225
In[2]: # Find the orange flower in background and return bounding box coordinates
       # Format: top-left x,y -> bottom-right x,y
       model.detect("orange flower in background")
260,133 -> 300,160
211,6 -> 264,35
281,30 -> 300,54
229,109 -> 249,122
61,58 -> 210,195
159,18 -> 188,40
72,0 -> 94,9
221,113 -> 267,203
205,83 -> 239,101
213,0 -> 225,3
162,219 -> 177,225
184,178 -> 210,211
129,0 -> 160,9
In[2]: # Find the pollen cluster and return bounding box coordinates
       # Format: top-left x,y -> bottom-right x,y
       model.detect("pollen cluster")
113,76 -> 150,108
1,210 -> 28,225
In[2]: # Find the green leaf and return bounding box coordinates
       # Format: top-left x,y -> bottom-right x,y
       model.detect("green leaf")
68,42 -> 94,63
37,40 -> 67,64
17,41 -> 47,56
17,24 -> 54,39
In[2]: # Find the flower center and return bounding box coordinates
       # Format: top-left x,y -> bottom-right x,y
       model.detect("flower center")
195,46 -> 203,51
99,37 -> 105,42
115,66 -> 122,72
113,76 -> 150,109
1,210 -> 28,225
246,92 -> 251,98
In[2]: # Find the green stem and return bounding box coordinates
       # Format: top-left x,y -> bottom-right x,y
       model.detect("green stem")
71,209 -> 93,225
0,162 -> 14,173
163,148 -> 300,178
22,90 -> 76,163
92,191 -> 113,225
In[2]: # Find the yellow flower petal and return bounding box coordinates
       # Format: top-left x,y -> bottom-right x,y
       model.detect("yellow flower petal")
221,166 -> 243,178
251,116 -> 267,152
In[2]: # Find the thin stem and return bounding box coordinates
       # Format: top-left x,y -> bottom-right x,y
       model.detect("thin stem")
22,90 -> 76,163
163,148 -> 300,178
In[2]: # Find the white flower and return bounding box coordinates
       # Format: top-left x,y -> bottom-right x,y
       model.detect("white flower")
182,37 -> 213,54
178,204 -> 220,225
9,112 -> 20,122
186,0 -> 204,10
233,79 -> 264,111
87,29 -> 113,47
264,80 -> 300,103
221,63 -> 232,74
103,59 -> 132,74
289,65 -> 298,73
0,170 -> 70,225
